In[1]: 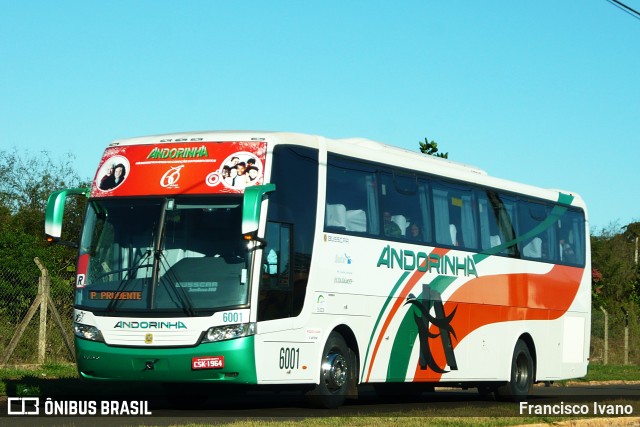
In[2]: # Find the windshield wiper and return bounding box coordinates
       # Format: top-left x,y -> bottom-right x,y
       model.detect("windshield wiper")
105,249 -> 152,312
157,252 -> 196,317
149,198 -> 171,309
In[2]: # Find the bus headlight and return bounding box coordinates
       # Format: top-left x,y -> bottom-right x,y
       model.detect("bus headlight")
201,323 -> 256,343
74,323 -> 105,342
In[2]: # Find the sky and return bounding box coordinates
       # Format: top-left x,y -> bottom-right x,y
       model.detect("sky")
1,1 -> 638,232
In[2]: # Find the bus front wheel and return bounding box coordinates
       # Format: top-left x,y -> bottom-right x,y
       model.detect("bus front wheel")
306,332 -> 351,409
495,339 -> 534,402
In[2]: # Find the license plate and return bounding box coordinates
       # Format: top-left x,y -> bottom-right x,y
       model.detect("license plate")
191,356 -> 224,370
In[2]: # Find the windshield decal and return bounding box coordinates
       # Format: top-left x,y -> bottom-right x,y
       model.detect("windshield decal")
159,165 -> 184,189
90,141 -> 267,197
215,151 -> 265,190
96,155 -> 130,192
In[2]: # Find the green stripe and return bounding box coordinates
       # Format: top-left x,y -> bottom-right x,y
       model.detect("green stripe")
360,271 -> 410,381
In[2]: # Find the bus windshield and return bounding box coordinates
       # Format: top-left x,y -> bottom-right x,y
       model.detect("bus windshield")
76,196 -> 249,315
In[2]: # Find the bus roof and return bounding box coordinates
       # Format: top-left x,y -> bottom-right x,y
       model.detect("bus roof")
106,130 -> 586,211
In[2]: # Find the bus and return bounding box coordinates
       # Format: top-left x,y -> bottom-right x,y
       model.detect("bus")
45,131 -> 590,408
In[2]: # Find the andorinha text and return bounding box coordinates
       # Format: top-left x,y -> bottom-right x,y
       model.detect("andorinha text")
146,145 -> 209,159
377,245 -> 478,277
113,321 -> 187,329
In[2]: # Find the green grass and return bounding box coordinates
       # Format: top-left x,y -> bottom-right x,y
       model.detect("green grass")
0,363 -> 76,396
579,363 -> 640,382
169,418 -> 578,427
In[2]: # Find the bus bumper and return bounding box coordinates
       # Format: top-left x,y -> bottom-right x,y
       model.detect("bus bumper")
75,336 -> 257,383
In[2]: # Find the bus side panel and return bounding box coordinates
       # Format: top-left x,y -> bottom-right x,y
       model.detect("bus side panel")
254,294 -> 374,385
254,326 -> 318,384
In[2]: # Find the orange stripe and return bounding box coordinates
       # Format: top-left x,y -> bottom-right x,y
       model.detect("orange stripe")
412,264 -> 584,381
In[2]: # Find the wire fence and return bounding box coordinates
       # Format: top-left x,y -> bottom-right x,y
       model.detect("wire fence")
0,259 -> 75,366
0,259 -> 638,367
591,302 -> 640,366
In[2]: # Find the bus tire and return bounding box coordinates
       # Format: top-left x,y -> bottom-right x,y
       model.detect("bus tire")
306,332 -> 351,409
495,339 -> 534,402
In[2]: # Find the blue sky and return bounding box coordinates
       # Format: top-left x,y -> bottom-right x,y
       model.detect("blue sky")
1,1 -> 638,232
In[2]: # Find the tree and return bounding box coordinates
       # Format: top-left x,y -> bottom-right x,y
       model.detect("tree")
419,136 -> 448,159
623,222 -> 640,304
0,148 -> 89,324
0,147 -> 88,240
0,147 -> 84,213
591,221 -> 640,306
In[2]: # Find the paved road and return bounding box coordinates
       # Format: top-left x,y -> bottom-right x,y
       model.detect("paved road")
2,383 -> 639,426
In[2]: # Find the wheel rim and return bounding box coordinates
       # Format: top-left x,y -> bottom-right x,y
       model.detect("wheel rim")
514,351 -> 530,390
322,352 -> 348,391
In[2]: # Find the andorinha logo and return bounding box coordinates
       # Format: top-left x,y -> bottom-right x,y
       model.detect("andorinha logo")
113,321 -> 187,329
377,245 -> 478,277
405,285 -> 458,374
146,145 -> 209,160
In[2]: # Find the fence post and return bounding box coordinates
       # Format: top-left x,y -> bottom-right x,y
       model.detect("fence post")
625,325 -> 629,365
599,306 -> 608,365
34,257 -> 76,363
621,307 -> 629,365
35,258 -> 50,364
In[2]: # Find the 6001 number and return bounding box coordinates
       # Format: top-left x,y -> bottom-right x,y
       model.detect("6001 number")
279,347 -> 300,370
222,312 -> 242,323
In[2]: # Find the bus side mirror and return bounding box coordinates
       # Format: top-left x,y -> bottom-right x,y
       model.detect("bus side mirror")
242,184 -> 276,237
45,187 -> 90,244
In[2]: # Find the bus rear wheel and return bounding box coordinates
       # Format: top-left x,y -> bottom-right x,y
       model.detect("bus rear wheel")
495,339 -> 534,402
306,332 -> 351,409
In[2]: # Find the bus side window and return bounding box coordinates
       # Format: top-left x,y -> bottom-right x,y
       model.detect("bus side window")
518,200 -> 549,261
482,191 -> 517,256
557,209 -> 585,266
431,183 -> 479,250
379,172 -> 420,240
326,156 -> 378,236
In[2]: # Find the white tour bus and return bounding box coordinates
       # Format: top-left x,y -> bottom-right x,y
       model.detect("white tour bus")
46,131 -> 590,408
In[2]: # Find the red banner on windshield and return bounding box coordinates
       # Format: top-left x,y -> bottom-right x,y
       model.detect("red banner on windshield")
90,141 -> 267,197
